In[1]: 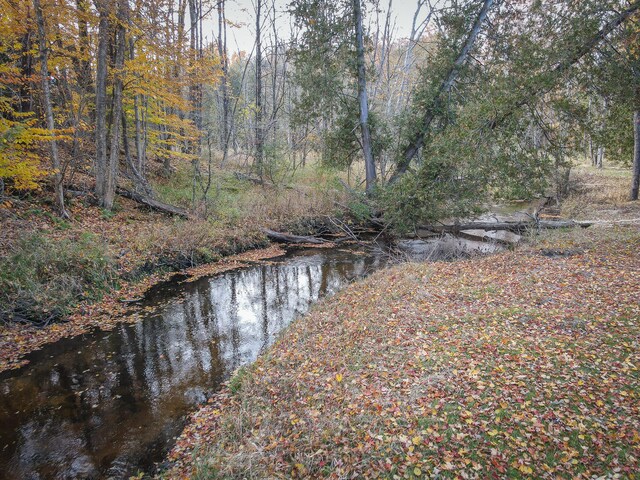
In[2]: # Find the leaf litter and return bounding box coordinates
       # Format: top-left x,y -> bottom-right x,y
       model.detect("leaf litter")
165,227 -> 640,479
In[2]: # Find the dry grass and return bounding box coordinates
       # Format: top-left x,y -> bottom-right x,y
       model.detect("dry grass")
154,156 -> 348,228
560,164 -> 639,222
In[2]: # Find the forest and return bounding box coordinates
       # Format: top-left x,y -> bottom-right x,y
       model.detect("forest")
0,0 -> 639,478
1,0 -> 638,220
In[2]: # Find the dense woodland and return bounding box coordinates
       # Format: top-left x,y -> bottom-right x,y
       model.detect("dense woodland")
1,0 -> 638,222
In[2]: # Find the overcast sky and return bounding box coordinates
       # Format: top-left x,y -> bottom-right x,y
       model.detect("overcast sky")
208,0 -> 428,54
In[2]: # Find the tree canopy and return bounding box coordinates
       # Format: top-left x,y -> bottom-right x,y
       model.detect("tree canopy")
0,0 -> 638,225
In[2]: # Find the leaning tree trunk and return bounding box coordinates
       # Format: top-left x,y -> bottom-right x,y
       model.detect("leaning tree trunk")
34,0 -> 69,218
631,110 -> 640,200
354,0 -> 376,193
390,0 -> 494,182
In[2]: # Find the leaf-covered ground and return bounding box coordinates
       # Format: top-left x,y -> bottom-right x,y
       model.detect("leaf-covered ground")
166,226 -> 640,479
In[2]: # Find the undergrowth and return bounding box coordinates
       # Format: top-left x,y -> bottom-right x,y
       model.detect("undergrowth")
0,233 -> 118,325
154,161 -> 343,226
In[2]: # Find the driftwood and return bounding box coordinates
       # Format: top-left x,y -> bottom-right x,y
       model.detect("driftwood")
262,228 -> 327,244
116,187 -> 189,218
459,229 -> 522,245
419,219 -> 592,234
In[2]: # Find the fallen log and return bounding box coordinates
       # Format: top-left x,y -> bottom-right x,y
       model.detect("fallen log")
420,219 -> 592,234
116,187 -> 189,218
234,171 -> 265,185
262,228 -> 326,244
460,229 -> 522,246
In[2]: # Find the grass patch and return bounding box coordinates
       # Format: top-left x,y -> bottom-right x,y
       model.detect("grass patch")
154,160 -> 345,228
561,164 -> 635,220
0,233 -> 118,325
228,366 -> 249,395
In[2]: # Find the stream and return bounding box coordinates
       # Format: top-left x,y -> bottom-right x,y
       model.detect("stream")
0,234 -> 507,479
0,247 -> 390,479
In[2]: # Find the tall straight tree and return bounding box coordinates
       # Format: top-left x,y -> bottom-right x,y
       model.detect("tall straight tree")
255,0 -> 264,178
93,0 -> 112,208
93,0 -> 129,210
107,0 -> 127,207
218,0 -> 230,163
33,0 -> 68,218
353,0 -> 376,192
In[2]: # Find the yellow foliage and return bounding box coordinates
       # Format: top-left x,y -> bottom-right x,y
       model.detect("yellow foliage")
0,113 -> 51,191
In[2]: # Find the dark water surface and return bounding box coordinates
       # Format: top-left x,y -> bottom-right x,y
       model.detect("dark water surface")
0,248 -> 386,479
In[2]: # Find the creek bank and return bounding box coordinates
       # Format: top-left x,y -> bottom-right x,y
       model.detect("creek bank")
0,211 -> 339,374
0,244 -> 287,373
0,195 -> 571,372
164,225 -> 640,479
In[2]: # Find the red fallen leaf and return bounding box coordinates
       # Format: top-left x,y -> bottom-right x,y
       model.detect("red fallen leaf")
491,458 -> 506,473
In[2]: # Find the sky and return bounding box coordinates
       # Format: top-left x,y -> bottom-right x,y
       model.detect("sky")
210,0 -> 430,54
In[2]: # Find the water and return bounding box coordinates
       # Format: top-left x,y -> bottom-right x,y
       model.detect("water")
0,223 -> 516,480
0,248 -> 385,479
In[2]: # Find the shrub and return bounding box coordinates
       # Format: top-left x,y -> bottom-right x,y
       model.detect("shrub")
0,233 -> 118,325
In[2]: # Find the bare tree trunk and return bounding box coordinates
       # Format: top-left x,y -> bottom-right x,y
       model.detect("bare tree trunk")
596,146 -> 604,169
596,97 -> 607,168
94,0 -> 110,207
34,0 -> 69,218
631,110 -> 640,200
188,0 -> 200,130
353,0 -> 376,192
218,0 -> 230,163
255,0 -> 264,178
395,0 -> 429,113
128,36 -> 146,175
371,0 -> 392,102
75,0 -> 93,96
104,0 -> 127,210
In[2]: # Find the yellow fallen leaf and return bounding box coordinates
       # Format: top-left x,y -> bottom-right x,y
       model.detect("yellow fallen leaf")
336,373 -> 343,382
412,435 -> 422,445
488,430 -> 499,437
519,465 -> 533,474
414,467 -> 422,476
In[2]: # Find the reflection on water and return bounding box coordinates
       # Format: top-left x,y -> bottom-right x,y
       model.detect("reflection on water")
0,248 -> 383,479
